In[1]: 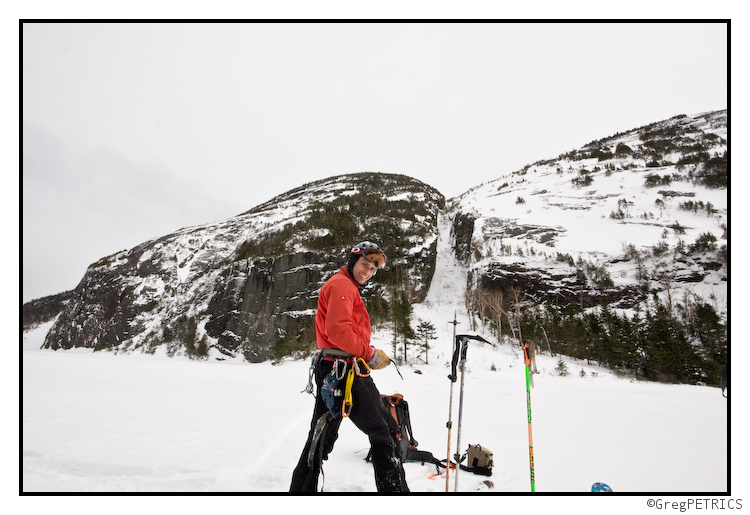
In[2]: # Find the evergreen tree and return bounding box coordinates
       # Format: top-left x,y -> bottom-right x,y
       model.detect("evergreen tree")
688,301 -> 727,386
391,290 -> 415,363
555,359 -> 570,376
196,335 -> 209,359
415,320 -> 437,364
641,295 -> 703,383
366,294 -> 390,328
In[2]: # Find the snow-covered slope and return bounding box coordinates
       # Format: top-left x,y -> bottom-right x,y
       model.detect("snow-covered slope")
450,110 -> 727,313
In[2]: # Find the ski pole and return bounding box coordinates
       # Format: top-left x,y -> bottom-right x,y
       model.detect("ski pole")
523,340 -> 536,492
444,313 -> 459,492
453,337 -> 469,493
448,334 -> 490,493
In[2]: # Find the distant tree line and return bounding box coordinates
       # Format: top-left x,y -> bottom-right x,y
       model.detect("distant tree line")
466,283 -> 726,386
531,295 -> 725,384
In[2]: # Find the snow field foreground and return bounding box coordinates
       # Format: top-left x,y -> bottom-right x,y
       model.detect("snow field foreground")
23,319 -> 727,495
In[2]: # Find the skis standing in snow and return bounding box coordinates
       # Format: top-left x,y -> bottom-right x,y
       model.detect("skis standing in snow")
523,339 -> 536,492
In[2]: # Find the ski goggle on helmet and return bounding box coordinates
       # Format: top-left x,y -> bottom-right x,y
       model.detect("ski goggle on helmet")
351,242 -> 387,269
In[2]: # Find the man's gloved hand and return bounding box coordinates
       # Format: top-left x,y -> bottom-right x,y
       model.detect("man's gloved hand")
367,348 -> 391,370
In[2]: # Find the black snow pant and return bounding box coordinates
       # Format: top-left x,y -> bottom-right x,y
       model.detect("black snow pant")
289,357 -> 409,492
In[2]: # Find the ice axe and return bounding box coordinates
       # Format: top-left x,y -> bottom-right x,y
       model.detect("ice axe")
444,313 -> 460,492
446,333 -> 491,492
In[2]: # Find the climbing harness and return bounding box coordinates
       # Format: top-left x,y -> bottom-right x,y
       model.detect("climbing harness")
303,351 -> 365,491
299,348 -> 396,491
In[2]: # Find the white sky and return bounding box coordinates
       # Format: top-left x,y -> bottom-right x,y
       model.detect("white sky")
21,19 -> 729,303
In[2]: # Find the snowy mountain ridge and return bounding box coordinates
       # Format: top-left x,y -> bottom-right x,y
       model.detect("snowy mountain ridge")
30,173 -> 444,362
24,110 -> 727,380
436,109 -> 726,384
449,110 -> 726,310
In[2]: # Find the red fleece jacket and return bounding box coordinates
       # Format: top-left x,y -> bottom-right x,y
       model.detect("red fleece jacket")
315,266 -> 375,361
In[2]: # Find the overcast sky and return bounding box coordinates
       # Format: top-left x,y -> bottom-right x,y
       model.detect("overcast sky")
22,21 -> 728,303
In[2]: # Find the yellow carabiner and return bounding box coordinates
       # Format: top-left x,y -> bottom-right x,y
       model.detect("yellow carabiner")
342,367 -> 355,418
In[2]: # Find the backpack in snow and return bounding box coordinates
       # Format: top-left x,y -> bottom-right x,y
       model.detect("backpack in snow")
366,394 -> 443,470
367,394 -> 493,477
461,444 -> 493,476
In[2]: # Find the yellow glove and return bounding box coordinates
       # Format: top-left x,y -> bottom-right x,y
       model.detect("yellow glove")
367,348 -> 391,370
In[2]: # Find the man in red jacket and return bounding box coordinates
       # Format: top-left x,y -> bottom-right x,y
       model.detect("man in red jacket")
290,242 -> 409,492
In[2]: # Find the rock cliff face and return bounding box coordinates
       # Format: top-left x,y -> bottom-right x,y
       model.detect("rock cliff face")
35,173 -> 444,362
203,252 -> 337,361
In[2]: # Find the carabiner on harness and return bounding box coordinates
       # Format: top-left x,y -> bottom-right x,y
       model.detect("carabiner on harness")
355,357 -> 371,377
342,367 -> 355,417
302,351 -> 322,395
333,358 -> 348,381
341,358 -> 373,418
